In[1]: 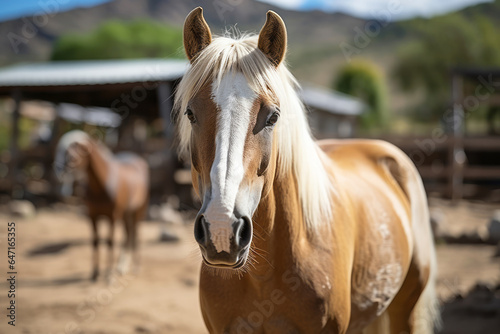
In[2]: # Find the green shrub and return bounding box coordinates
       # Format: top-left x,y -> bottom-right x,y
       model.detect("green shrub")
51,20 -> 184,60
333,60 -> 388,130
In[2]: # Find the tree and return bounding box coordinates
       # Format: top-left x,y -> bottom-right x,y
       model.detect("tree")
333,60 -> 388,130
392,13 -> 500,121
51,20 -> 183,61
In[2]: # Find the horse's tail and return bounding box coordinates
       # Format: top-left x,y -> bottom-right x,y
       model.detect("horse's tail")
404,159 -> 442,334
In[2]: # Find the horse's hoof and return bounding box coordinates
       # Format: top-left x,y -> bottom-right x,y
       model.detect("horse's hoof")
116,264 -> 127,276
117,254 -> 132,275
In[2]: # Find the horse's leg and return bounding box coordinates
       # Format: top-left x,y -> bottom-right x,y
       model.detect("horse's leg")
131,204 -> 146,274
384,259 -> 428,334
117,211 -> 133,275
130,213 -> 139,274
90,216 -> 99,281
106,213 -> 116,280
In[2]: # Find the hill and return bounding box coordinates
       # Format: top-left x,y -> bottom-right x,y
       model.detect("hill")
0,0 -> 364,67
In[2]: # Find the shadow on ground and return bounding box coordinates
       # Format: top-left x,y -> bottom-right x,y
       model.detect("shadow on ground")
439,284 -> 500,334
27,240 -> 88,256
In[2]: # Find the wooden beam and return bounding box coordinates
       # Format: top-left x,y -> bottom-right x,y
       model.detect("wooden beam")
449,74 -> 465,203
463,136 -> 500,150
9,90 -> 21,157
463,167 -> 500,180
157,82 -> 173,139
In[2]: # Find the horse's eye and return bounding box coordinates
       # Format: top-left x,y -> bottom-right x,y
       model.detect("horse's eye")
185,108 -> 196,124
266,109 -> 280,127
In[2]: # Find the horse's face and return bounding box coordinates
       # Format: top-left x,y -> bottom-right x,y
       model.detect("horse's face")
188,77 -> 280,268
60,142 -> 89,174
68,143 -> 90,170
181,8 -> 287,269
54,133 -> 90,177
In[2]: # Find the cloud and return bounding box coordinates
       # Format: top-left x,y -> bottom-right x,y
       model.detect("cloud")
257,0 -> 492,20
257,0 -> 308,10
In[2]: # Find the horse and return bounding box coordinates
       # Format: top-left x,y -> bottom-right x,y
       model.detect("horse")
54,130 -> 149,281
174,7 -> 441,334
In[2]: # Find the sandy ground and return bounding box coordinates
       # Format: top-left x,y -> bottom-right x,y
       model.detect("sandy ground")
429,198 -> 500,300
0,207 -> 206,334
0,198 -> 499,334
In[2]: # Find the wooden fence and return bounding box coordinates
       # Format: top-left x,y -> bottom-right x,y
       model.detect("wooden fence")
381,136 -> 500,201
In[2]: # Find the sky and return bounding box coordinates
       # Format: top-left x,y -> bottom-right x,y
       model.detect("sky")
0,0 -> 111,22
0,0 -> 491,22
258,0 -> 491,19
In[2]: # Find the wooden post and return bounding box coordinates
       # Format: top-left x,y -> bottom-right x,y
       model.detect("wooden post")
157,81 -> 173,140
47,114 -> 63,200
9,90 -> 22,196
448,73 -> 465,203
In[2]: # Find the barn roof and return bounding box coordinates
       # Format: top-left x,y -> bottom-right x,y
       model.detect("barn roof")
0,59 -> 365,118
0,59 -> 188,87
299,84 -> 366,116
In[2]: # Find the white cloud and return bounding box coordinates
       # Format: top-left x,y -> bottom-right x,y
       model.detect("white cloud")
257,0 -> 307,10
257,0 -> 492,20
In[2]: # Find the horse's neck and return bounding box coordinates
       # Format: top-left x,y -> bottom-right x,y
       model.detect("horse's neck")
86,141 -> 114,194
251,172 -> 303,277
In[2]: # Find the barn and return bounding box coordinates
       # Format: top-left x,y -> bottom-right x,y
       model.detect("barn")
0,59 -> 365,204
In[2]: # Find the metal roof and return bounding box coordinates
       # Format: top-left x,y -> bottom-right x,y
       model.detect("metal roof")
0,59 -> 189,87
299,84 -> 366,116
58,103 -> 122,127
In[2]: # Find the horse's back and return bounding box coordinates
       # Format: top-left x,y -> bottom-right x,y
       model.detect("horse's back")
318,138 -> 414,171
114,152 -> 149,212
319,138 -> 416,230
318,139 -> 419,216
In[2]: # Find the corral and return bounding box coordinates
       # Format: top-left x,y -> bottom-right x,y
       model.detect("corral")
0,198 -> 498,333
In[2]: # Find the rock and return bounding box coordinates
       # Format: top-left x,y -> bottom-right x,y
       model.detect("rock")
158,204 -> 184,225
135,324 -> 156,333
148,204 -> 160,220
430,207 -> 446,237
9,200 -> 36,219
149,197 -> 184,225
494,241 -> 500,257
487,210 -> 500,243
471,282 -> 494,293
159,227 -> 180,243
181,277 -> 195,287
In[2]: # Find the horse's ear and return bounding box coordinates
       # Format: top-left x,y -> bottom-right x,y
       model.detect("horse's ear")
183,7 -> 212,62
258,11 -> 287,67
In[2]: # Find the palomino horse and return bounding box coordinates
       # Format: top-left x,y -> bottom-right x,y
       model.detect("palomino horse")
55,130 -> 149,280
175,7 -> 440,334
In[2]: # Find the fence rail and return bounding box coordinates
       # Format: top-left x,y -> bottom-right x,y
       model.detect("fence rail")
380,135 -> 500,201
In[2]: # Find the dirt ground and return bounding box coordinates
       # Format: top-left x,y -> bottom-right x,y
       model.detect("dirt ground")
0,198 -> 499,334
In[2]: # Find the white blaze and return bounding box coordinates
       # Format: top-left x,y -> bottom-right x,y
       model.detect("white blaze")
205,72 -> 256,253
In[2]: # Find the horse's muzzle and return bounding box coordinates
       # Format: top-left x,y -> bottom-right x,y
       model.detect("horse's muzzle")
194,215 -> 252,268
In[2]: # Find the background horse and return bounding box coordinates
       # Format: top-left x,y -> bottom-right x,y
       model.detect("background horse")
174,7 -> 440,334
55,130 -> 149,281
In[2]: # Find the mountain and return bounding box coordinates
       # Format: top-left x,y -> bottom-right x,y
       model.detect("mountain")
0,0 -> 364,67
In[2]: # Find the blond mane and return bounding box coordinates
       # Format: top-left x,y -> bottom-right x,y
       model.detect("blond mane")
174,34 -> 334,235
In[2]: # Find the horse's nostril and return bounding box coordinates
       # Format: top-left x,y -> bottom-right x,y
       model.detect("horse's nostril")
194,215 -> 209,246
235,216 -> 252,248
